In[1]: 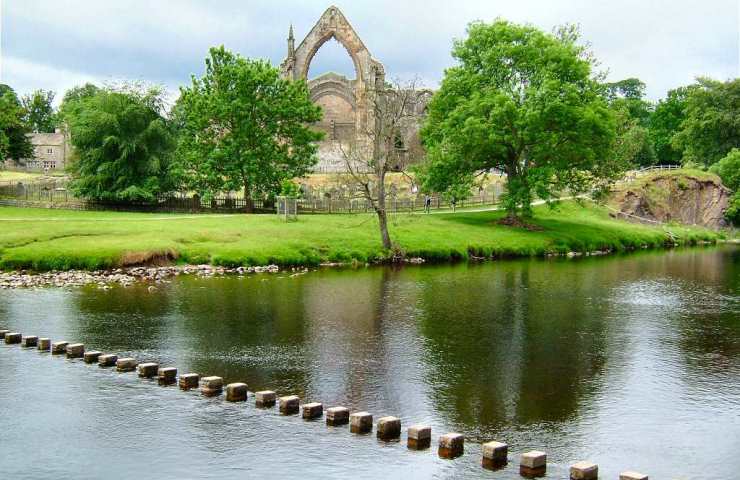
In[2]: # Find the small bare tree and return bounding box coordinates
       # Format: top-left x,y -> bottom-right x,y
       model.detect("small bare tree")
338,78 -> 428,251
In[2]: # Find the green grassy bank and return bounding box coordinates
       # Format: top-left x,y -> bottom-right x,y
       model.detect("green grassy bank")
0,201 -> 720,271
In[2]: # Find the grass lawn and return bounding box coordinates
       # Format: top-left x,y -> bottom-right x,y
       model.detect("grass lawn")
0,171 -> 44,182
0,201 -> 720,271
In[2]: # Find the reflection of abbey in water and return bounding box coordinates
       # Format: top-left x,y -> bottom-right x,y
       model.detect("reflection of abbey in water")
281,6 -> 431,173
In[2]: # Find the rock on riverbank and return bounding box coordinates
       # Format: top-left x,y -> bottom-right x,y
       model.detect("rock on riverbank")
0,264 -> 281,289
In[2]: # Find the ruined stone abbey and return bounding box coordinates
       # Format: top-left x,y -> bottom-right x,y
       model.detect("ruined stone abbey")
281,6 -> 430,172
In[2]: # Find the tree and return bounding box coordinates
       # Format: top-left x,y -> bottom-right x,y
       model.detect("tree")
419,20 -> 618,220
709,149 -> 740,225
673,77 -> 740,167
66,84 -> 175,202
604,78 -> 656,167
0,84 -> 34,164
59,83 -> 100,123
176,46 -> 323,210
649,86 -> 693,165
338,78 -> 427,250
21,89 -> 58,133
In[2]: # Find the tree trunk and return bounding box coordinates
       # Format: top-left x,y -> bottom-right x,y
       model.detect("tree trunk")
376,171 -> 392,250
243,183 -> 254,213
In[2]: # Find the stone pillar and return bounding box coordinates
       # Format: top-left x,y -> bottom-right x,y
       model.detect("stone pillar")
116,358 -> 138,372
279,395 -> 300,415
520,451 -> 547,478
570,461 -> 598,480
51,341 -> 68,354
201,376 -> 223,397
407,425 -> 431,450
620,472 -> 648,480
226,383 -> 248,402
4,332 -> 21,344
66,343 -> 85,359
98,354 -> 118,367
482,441 -> 508,469
137,362 -> 159,378
349,412 -> 373,434
84,351 -> 102,364
438,433 -> 464,459
255,390 -> 276,408
38,338 -> 51,351
179,373 -> 200,390
302,402 -> 323,419
158,367 -> 177,385
326,406 -> 350,426
377,416 -> 401,441
21,336 -> 38,347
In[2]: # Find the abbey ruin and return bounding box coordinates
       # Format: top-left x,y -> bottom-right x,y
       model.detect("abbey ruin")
281,6 -> 431,172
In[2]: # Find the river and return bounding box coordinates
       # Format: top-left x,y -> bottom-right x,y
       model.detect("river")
1,246 -> 738,479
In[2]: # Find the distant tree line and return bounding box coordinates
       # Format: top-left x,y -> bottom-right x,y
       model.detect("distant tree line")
1,19 -> 737,232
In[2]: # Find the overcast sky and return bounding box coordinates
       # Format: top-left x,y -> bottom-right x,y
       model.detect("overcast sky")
1,0 -> 738,104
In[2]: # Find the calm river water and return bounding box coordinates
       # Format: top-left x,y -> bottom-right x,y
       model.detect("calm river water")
1,246 -> 738,480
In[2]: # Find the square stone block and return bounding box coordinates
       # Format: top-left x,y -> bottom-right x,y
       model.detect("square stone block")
21,336 -> 38,347
38,338 -> 51,351
66,343 -> 85,359
84,351 -> 102,364
521,451 -> 547,469
438,433 -> 464,459
350,412 -> 373,434
51,341 -> 68,354
302,402 -> 323,419
482,441 -> 508,469
326,406 -> 350,426
255,390 -> 276,408
137,362 -> 159,378
5,333 -> 22,344
377,416 -> 401,441
570,461 -> 598,480
279,395 -> 300,415
407,424 -> 431,450
116,358 -> 138,372
620,472 -> 648,480
179,373 -> 200,390
158,367 -> 177,385
98,354 -> 118,367
226,383 -> 248,402
201,376 -> 223,397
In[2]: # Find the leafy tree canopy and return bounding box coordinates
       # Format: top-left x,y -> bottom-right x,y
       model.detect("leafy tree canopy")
21,89 -> 58,133
66,84 -> 175,202
419,20 -> 618,219
59,83 -> 100,122
709,149 -> 740,225
673,77 -> 740,167
0,84 -> 34,163
175,46 -> 323,205
649,86 -> 693,165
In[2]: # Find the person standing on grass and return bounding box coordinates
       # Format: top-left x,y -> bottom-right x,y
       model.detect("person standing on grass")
424,195 -> 432,213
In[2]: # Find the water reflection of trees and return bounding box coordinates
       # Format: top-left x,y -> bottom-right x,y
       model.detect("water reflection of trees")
414,260 -> 613,438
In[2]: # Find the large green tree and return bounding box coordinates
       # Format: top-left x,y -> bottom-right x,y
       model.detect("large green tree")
21,89 -> 58,133
66,85 -> 175,202
0,84 -> 34,164
420,21 -> 618,220
673,77 -> 740,167
709,149 -> 740,225
604,78 -> 656,167
649,86 -> 692,165
176,46 -> 323,209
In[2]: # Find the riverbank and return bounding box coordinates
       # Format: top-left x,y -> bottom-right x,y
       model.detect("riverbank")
0,201 -> 721,272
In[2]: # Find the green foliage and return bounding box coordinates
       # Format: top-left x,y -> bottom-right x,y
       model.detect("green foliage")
604,78 -> 657,167
0,84 -> 34,163
709,149 -> 740,225
65,84 -> 175,202
21,89 -> 58,133
175,46 -> 323,202
59,83 -> 100,122
674,77 -> 740,167
0,201 -> 718,271
649,86 -> 692,165
279,180 -> 302,198
419,20 -> 618,219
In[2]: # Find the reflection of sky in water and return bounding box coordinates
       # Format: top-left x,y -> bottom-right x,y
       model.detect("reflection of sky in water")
1,246 -> 739,479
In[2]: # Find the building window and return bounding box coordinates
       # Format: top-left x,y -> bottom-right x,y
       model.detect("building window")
47,148 -> 54,154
